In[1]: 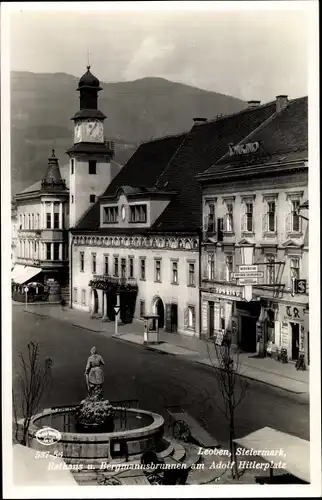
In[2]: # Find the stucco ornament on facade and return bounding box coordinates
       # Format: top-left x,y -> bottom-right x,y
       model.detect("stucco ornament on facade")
72,235 -> 199,251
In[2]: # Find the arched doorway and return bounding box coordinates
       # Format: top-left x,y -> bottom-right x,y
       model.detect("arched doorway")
91,289 -> 99,314
153,297 -> 164,329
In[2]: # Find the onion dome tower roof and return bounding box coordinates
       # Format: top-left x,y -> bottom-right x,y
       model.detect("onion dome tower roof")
77,65 -> 102,90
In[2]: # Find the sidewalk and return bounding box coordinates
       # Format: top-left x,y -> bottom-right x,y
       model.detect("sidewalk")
20,304 -> 309,396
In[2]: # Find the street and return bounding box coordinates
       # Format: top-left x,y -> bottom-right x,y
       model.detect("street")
12,307 -> 309,448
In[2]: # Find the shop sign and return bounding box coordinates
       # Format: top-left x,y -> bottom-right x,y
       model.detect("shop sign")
280,321 -> 289,348
213,286 -> 242,298
228,141 -> 260,156
280,304 -> 305,323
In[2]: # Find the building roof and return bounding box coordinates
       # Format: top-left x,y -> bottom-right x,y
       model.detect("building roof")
75,133 -> 185,230
200,96 -> 308,181
77,65 -> 101,90
73,97 -> 307,235
40,149 -> 67,192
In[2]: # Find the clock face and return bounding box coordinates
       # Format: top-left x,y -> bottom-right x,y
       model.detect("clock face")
84,119 -> 104,142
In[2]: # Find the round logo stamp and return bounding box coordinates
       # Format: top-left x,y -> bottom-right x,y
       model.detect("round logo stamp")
35,427 -> 61,446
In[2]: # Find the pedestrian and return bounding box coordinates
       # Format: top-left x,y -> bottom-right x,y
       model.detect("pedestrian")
60,297 -> 66,311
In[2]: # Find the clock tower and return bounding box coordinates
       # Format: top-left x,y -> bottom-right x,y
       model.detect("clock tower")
66,66 -> 114,227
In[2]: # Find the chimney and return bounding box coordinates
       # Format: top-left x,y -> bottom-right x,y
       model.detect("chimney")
276,95 -> 288,113
193,117 -> 207,125
247,100 -> 261,108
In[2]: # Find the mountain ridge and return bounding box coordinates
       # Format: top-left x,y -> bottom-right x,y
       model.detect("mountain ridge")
11,71 -> 247,196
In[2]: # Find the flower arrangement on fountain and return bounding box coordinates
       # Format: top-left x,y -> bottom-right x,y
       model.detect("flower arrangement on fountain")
76,391 -> 115,430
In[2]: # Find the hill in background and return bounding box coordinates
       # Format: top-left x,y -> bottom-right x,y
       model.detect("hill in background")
11,71 -> 247,195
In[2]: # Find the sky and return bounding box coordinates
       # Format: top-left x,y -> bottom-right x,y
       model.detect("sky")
6,2 -> 314,102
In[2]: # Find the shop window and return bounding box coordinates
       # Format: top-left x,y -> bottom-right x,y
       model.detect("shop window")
80,252 -> 85,272
140,258 -> 146,280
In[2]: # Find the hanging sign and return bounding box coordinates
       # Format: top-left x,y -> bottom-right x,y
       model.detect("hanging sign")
114,306 -> 120,316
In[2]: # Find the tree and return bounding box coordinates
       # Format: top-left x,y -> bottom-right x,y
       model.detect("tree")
205,339 -> 248,479
13,341 -> 52,446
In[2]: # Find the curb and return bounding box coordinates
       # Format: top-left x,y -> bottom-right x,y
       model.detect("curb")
23,309 -> 49,319
113,335 -> 309,397
71,323 -> 107,334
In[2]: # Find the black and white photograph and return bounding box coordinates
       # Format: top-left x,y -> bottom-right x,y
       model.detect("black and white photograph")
1,1 -> 320,497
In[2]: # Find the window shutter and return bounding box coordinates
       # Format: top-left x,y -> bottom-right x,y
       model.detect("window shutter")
184,307 -> 189,330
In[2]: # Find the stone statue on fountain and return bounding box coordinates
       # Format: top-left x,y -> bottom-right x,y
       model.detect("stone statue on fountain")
84,346 -> 105,398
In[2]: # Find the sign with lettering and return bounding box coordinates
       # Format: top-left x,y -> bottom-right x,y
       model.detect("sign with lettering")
280,304 -> 305,323
237,277 -> 259,285
213,286 -> 242,298
294,279 -> 307,295
280,321 -> 289,347
228,141 -> 260,156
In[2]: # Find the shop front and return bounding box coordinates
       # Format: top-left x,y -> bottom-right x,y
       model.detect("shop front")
274,301 -> 309,364
201,284 -> 244,346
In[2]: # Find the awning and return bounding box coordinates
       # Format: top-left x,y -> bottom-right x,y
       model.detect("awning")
11,264 -> 27,281
234,427 -> 310,483
13,444 -> 78,486
13,266 -> 42,285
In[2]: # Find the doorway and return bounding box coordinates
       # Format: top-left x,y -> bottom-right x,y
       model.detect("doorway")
92,289 -> 99,314
240,316 -> 257,353
291,322 -> 299,360
155,298 -> 165,329
208,301 -> 214,338
170,303 -> 178,333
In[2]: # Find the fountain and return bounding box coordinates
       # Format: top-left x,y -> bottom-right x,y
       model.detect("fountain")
26,347 -> 179,479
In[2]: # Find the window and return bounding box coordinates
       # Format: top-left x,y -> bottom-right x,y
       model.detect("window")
290,257 -> 300,280
129,205 -> 147,223
207,202 -> 216,232
103,206 -> 118,223
71,195 -> 74,204
46,243 -> 51,260
73,287 -> 78,303
129,257 -> 134,278
80,252 -> 84,272
188,262 -> 195,286
266,255 -> 276,285
140,258 -> 146,280
172,261 -> 178,284
188,306 -> 196,330
225,203 -> 234,232
54,213 -> 59,229
121,258 -> 126,278
46,213 -> 51,229
291,200 -> 301,232
89,194 -> 96,203
92,253 -> 97,274
89,160 -> 97,175
225,255 -> 233,282
207,253 -> 215,280
31,214 -> 34,229
53,243 -> 60,260
104,255 -> 109,275
267,201 -> 276,232
81,289 -> 86,305
155,259 -> 161,282
140,300 -> 146,318
245,202 -> 254,232
71,159 -> 75,174
114,256 -> 119,277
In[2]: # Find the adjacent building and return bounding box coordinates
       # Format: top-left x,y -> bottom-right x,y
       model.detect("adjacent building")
197,95 -> 309,363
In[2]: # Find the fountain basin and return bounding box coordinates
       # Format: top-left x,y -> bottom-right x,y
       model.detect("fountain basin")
28,406 -> 166,467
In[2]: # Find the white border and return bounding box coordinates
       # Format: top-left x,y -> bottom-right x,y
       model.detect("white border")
2,1 -> 321,498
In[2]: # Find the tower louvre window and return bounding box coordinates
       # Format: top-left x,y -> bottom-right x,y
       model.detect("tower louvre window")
89,194 -> 96,203
103,206 -> 118,223
71,159 -> 75,174
89,160 -> 97,175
